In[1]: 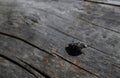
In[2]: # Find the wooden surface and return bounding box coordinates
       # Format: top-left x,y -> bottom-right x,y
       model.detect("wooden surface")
0,0 -> 120,78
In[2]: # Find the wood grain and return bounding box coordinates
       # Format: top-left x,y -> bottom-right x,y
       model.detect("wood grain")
0,0 -> 120,78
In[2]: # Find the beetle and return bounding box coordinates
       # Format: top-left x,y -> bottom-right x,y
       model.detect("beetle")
65,42 -> 87,56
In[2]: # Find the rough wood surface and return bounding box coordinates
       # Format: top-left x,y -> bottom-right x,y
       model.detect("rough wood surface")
0,0 -> 120,78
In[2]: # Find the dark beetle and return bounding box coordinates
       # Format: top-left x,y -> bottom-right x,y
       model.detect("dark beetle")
65,42 -> 87,56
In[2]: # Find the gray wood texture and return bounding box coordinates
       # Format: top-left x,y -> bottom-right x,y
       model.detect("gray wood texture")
0,0 -> 120,78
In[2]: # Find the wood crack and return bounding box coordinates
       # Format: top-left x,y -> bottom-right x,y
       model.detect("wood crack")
51,52 -> 100,78
84,0 -> 120,7
0,31 -> 53,56
16,58 -> 51,78
113,64 -> 120,69
0,54 -> 44,78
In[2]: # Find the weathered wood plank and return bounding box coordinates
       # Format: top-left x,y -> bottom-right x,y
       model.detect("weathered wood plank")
40,15 -> 120,78
0,34 -> 97,78
0,0 -> 120,78
31,1 -> 120,59
0,7 -> 117,78
32,1 -> 120,59
44,12 -> 120,59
